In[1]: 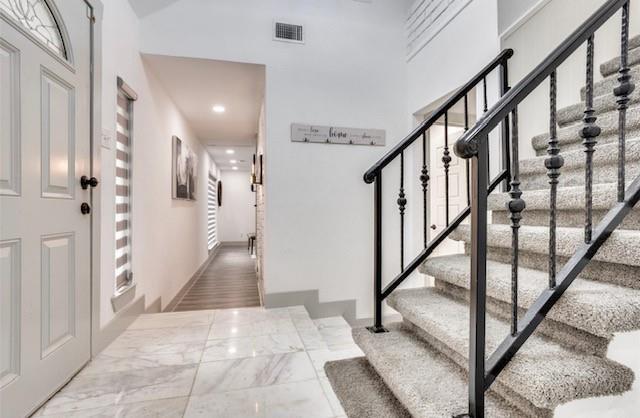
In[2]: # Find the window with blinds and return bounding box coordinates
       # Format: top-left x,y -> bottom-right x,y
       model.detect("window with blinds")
207,174 -> 218,250
115,88 -> 133,290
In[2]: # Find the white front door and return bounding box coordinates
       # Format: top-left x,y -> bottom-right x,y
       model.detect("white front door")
429,125 -> 467,256
0,1 -> 92,416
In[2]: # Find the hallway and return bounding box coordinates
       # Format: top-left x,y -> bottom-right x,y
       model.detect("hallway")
35,306 -> 362,417
173,245 -> 261,311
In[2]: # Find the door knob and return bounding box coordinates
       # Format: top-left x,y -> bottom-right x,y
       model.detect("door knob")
81,202 -> 91,215
430,224 -> 437,230
81,176 -> 99,190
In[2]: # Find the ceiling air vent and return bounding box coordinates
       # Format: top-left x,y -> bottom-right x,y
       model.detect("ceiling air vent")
274,21 -> 304,44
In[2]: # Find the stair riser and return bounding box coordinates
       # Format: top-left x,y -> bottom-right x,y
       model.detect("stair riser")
451,224 -> 640,268
534,129 -> 640,156
402,319 -> 548,418
600,44 -> 640,77
433,279 -> 609,357
583,59 -> 640,99
492,208 -> 640,230
520,159 -> 640,190
558,88 -> 640,128
480,245 -> 640,291
531,104 -> 640,153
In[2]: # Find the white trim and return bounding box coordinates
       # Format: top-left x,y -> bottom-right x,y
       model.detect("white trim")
86,0 -> 104,359
499,0 -> 554,42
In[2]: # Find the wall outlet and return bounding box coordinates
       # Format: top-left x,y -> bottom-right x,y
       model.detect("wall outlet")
101,128 -> 113,149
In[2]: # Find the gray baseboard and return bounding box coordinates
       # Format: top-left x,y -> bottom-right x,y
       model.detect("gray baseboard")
221,241 -> 246,247
264,289 -> 402,327
164,243 -> 221,312
264,289 -> 358,324
145,297 -> 162,314
92,295 -> 146,355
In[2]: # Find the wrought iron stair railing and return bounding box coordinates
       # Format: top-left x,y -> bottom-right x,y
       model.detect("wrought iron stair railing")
452,0 -> 636,416
363,48 -> 514,333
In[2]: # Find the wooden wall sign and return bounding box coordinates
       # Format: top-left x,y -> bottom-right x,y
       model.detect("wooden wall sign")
291,123 -> 385,146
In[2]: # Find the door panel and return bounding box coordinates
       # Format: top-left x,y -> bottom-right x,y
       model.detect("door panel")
0,239 -> 20,388
429,125 -> 467,257
0,38 -> 20,196
41,69 -> 75,199
0,1 -> 92,416
41,233 -> 76,358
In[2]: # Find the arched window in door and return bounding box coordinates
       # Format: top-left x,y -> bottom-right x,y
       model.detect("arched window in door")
0,0 -> 67,59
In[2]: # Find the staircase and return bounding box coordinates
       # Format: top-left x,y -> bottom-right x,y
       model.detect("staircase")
326,1 -> 639,416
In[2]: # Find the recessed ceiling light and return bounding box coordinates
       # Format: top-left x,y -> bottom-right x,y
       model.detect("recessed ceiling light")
232,166 -> 238,170
226,149 -> 235,154
229,159 -> 237,164
212,105 -> 226,113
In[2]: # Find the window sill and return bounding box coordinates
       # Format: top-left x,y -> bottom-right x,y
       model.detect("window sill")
111,283 -> 136,313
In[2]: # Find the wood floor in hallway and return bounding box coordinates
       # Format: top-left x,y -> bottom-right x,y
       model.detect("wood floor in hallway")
173,244 -> 261,311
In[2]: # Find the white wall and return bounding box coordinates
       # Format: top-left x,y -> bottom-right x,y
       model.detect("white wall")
497,0 -> 540,35
99,0 -> 217,326
404,0 -> 501,268
137,0 -> 408,319
218,170 -> 256,242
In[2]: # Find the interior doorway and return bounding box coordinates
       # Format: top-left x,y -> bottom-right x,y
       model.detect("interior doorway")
140,55 -> 266,311
415,88 -> 477,259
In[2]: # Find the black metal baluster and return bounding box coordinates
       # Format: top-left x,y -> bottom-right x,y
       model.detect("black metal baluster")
483,77 -> 489,113
483,77 -> 490,179
398,152 -> 407,272
421,132 -> 430,247
581,35 -> 601,243
443,112 -> 452,226
500,61 -> 512,192
615,1 -> 635,202
507,107 -> 524,336
465,94 -> 471,205
546,71 -> 563,289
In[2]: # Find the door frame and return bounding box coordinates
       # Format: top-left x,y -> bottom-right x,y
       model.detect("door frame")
84,0 -> 103,357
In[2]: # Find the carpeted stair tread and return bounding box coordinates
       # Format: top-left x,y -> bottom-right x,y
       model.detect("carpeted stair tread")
600,42 -> 640,77
419,254 -> 640,337
531,105 -> 640,156
583,65 -> 640,99
324,357 -> 411,418
351,323 -> 524,418
450,223 -> 640,267
557,89 -> 640,129
487,182 -> 628,211
385,288 -> 634,410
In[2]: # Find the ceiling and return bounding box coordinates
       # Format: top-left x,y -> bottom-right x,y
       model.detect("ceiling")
142,54 -> 265,147
208,146 -> 255,172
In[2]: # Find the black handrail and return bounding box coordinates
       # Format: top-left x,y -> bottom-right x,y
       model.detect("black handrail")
454,0 -> 627,160
453,0 -> 634,416
364,50 -> 515,334
363,48 -> 514,184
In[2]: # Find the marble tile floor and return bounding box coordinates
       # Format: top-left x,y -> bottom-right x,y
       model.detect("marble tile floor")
35,306 -> 363,418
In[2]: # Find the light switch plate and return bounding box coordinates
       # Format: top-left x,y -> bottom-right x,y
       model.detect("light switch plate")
101,129 -> 113,149
101,128 -> 112,149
